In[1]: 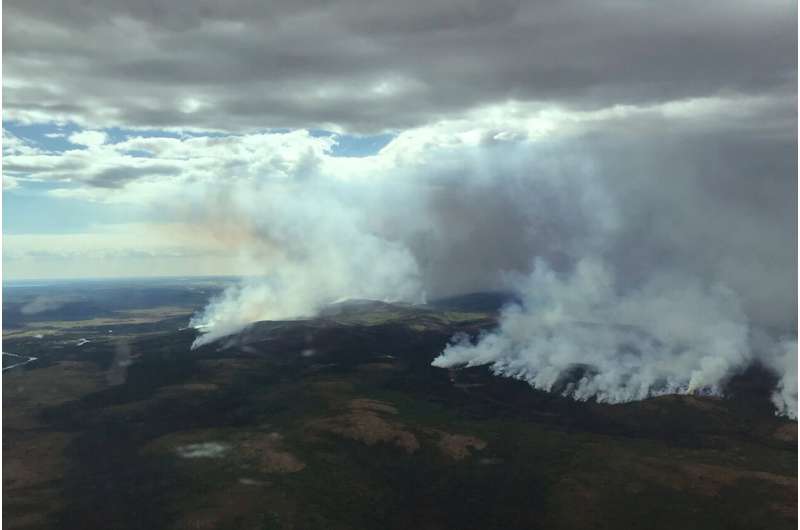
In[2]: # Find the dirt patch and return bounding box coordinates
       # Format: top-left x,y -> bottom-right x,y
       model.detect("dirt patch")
146,429 -> 305,474
435,432 -> 487,460
308,398 -> 419,454
239,432 -> 306,473
156,382 -> 220,399
349,398 -> 399,415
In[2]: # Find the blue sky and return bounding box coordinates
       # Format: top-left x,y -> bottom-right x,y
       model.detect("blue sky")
3,120 -> 394,235
2,120 -> 400,279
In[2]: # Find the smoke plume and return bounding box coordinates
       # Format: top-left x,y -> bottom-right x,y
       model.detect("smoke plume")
20,295 -> 71,315
186,103 -> 796,416
765,340 -> 799,419
433,259 -> 753,403
188,176 -> 423,348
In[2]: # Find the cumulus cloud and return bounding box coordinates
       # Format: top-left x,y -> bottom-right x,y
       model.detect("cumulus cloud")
3,128 -> 42,156
68,130 -> 108,147
2,129 -> 336,191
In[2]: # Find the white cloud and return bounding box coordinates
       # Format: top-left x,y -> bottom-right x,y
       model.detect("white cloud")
3,128 -> 43,156
68,130 -> 108,147
3,176 -> 21,190
4,94 -> 786,199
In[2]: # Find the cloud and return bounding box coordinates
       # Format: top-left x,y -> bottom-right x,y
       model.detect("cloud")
3,128 -> 337,192
5,94 -> 791,193
3,128 -> 43,156
3,0 -> 795,132
68,130 -> 108,147
3,176 -> 21,190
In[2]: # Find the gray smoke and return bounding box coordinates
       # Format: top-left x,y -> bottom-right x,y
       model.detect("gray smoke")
188,104 -> 796,416
20,295 -> 71,315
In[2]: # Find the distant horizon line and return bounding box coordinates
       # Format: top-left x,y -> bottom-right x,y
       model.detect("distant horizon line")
2,273 -> 253,285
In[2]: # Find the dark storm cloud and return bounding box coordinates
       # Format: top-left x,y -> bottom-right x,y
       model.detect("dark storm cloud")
3,0 -> 796,131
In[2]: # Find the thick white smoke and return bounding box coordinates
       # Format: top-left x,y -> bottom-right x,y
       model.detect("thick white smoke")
432,259 -> 755,403
183,103 -> 795,416
189,178 -> 423,348
765,340 -> 798,419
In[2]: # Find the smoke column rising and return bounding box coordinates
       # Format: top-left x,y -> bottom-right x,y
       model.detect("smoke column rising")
188,177 -> 424,348
186,105 -> 796,416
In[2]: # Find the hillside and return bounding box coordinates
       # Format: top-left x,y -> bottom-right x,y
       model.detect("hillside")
3,297 -> 796,530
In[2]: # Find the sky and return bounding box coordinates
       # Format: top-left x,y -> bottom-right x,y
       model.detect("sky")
3,0 -> 797,411
3,0 -> 796,282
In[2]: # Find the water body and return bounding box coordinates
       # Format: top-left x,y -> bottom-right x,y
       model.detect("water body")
2,352 -> 39,371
